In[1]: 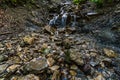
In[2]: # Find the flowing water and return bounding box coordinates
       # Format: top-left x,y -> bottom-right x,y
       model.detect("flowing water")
48,1 -> 120,52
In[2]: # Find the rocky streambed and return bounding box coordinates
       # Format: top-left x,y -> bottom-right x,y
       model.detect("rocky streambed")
0,0 -> 120,80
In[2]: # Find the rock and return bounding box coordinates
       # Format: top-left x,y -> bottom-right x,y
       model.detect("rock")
5,43 -> 12,50
47,58 -> 55,66
49,65 -> 60,71
94,74 -> 105,80
0,55 -> 8,62
52,70 -> 61,80
103,48 -> 118,58
0,78 -> 5,80
89,52 -> 97,57
7,56 -> 21,64
0,64 -> 8,74
10,74 -> 39,80
90,61 -> 99,67
24,57 -> 48,73
70,50 -> 84,66
70,65 -> 78,70
0,43 -> 3,48
44,25 -> 54,35
83,64 -> 91,75
6,64 -> 21,73
23,36 -> 35,45
70,70 -> 77,76
23,74 -> 39,80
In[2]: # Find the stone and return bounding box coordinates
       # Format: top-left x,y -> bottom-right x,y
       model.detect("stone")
23,36 -> 35,45
70,65 -> 78,70
52,70 -> 61,80
49,65 -> 60,71
47,58 -> 55,66
0,78 -> 5,80
0,64 -> 8,74
10,74 -> 39,80
70,70 -> 77,76
70,50 -> 84,66
103,48 -> 118,58
0,55 -> 8,62
23,74 -> 39,80
7,64 -> 21,72
44,25 -> 54,35
24,57 -> 48,73
94,74 -> 105,80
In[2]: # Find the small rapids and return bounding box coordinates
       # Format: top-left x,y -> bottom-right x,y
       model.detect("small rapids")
48,1 -> 78,28
48,0 -> 120,52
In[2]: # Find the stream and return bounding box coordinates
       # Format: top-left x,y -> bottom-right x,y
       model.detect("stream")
48,0 -> 120,53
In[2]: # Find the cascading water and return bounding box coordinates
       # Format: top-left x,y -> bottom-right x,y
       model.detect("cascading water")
48,1 -> 78,28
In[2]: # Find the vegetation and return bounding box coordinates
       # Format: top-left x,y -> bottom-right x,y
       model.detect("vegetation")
73,0 -> 86,4
1,0 -> 35,6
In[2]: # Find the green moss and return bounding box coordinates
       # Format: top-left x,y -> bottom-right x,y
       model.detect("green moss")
73,0 -> 86,4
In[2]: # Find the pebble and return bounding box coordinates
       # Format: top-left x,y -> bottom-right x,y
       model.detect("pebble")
103,48 -> 118,58
70,70 -> 77,76
0,64 -> 8,74
24,57 -> 48,73
6,64 -> 21,72
0,55 -> 8,62
49,65 -> 60,71
10,74 -> 39,80
47,57 -> 55,66
94,74 -> 105,80
23,36 -> 35,45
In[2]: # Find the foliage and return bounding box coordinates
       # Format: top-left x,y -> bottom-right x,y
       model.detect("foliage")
1,0 -> 35,6
73,0 -> 86,4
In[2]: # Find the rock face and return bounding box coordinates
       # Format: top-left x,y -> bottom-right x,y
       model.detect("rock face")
24,57 -> 48,73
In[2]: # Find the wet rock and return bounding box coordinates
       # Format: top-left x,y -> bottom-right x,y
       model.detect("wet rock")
70,65 -> 78,70
0,64 -> 8,74
10,74 -> 39,80
44,25 -> 54,35
23,36 -> 35,45
70,70 -> 77,76
49,65 -> 60,71
47,57 -> 55,66
103,48 -> 118,58
0,55 -> 8,62
6,64 -> 21,73
7,56 -> 22,64
70,50 -> 84,66
24,57 -> 48,73
23,74 -> 40,80
94,74 -> 105,80
52,70 -> 61,80
83,64 -> 91,75
0,78 -> 5,80
90,61 -> 99,67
